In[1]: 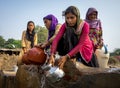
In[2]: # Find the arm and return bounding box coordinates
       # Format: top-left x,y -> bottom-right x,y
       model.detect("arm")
21,31 -> 27,53
51,23 -> 66,54
48,24 -> 61,44
21,31 -> 26,48
41,24 -> 61,48
34,33 -> 38,45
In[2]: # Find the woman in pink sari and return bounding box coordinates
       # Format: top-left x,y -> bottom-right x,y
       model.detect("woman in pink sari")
49,6 -> 98,69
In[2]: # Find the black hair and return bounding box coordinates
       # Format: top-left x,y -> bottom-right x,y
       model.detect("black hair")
65,6 -> 79,17
26,21 -> 35,48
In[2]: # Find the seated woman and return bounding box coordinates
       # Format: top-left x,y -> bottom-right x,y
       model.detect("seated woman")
49,6 -> 99,69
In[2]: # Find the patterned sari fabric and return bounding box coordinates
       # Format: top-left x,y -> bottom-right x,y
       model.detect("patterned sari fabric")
85,7 -> 103,51
89,28 -> 103,51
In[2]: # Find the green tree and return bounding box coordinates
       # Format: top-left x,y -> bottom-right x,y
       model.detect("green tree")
113,48 -> 120,55
110,48 -> 120,56
13,40 -> 21,48
0,35 -> 5,48
35,25 -> 48,43
4,38 -> 21,49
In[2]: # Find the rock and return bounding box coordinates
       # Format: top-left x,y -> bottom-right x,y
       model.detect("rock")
16,65 -> 44,88
68,72 -> 120,88
15,61 -> 120,88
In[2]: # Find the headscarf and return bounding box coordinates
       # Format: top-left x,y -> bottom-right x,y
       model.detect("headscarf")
26,21 -> 35,48
43,14 -> 58,40
85,7 -> 102,30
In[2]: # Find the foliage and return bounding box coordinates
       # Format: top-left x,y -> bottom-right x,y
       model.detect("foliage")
35,25 -> 48,43
110,48 -> 120,56
109,48 -> 120,65
4,38 -> 21,49
108,56 -> 120,65
0,35 -> 5,48
0,36 -> 21,49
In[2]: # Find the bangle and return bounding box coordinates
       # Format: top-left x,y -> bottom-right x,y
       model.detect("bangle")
66,54 -> 70,59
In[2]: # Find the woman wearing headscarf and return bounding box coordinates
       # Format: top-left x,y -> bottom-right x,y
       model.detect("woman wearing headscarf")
85,7 -> 103,52
49,6 -> 98,69
40,14 -> 61,50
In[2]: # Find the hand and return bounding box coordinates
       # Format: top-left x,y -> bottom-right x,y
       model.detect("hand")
41,41 -> 50,49
49,54 -> 55,66
34,43 -> 44,49
41,43 -> 46,48
22,47 -> 27,54
58,55 -> 67,69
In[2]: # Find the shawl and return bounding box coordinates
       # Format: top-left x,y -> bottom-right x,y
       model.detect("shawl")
43,14 -> 58,40
85,7 -> 102,30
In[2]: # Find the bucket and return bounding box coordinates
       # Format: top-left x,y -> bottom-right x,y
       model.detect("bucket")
95,45 -> 110,68
45,66 -> 65,83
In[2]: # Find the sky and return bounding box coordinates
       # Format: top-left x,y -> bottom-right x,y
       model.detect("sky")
0,0 -> 120,52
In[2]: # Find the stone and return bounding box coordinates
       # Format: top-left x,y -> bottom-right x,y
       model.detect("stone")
15,61 -> 120,88
0,70 -> 16,88
16,65 -> 44,88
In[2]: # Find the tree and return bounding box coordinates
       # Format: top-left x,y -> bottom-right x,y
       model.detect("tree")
13,40 -> 21,48
110,48 -> 120,56
35,25 -> 48,43
113,48 -> 120,55
0,35 -> 5,48
4,38 -> 21,49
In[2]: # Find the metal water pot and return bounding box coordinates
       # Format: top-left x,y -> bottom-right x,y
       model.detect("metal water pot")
45,65 -> 65,83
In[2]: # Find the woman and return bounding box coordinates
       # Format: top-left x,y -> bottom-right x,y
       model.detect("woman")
17,21 -> 38,65
21,21 -> 38,53
85,7 -> 103,52
41,14 -> 61,50
49,6 -> 98,69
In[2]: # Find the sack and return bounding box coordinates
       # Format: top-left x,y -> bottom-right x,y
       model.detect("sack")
95,45 -> 110,68
22,46 -> 47,65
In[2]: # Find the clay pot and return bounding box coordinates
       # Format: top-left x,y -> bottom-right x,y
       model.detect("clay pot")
22,46 -> 47,65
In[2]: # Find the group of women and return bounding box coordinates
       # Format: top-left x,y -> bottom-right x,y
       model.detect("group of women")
20,6 -> 104,69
